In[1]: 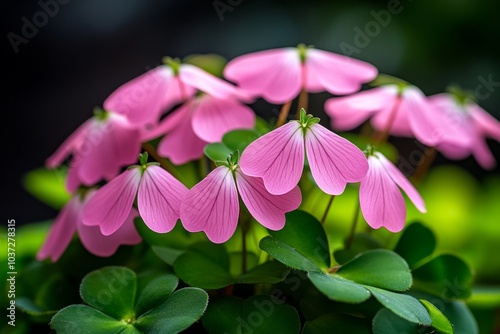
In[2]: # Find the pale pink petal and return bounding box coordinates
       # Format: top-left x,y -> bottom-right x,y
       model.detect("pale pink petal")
82,168 -> 141,235
138,165 -> 188,233
163,75 -> 196,111
46,119 -> 93,168
360,156 -> 406,232
371,94 -> 412,136
469,103 -> 500,142
239,122 -> 304,195
157,104 -> 207,165
305,124 -> 368,195
180,64 -> 249,101
141,103 -> 186,141
191,95 -> 256,142
305,48 -> 378,95
37,196 -> 79,262
236,170 -> 301,230
436,141 -> 471,160
375,152 -> 426,213
78,207 -> 142,257
325,86 -> 397,131
180,166 -> 239,243
224,48 -> 302,104
104,66 -> 171,126
471,135 -> 496,170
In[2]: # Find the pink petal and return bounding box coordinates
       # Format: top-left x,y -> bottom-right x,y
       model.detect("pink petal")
224,48 -> 302,104
191,95 -> 256,142
46,119 -> 93,168
360,156 -> 406,232
180,166 -> 239,243
66,164 -> 81,192
104,66 -> 172,126
236,169 -> 301,230
436,141 -> 471,160
180,64 -> 248,101
82,168 -> 141,235
375,152 -> 426,213
239,122 -> 304,195
371,94 -> 412,136
469,103 -> 500,142
142,103 -> 186,141
305,124 -> 368,195
471,135 -> 496,170
138,165 -> 188,233
305,48 -> 378,95
78,207 -> 142,257
325,86 -> 397,131
157,104 -> 207,165
37,196 -> 79,262
163,75 -> 196,110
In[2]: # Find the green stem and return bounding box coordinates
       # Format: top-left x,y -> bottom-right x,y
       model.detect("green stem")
345,200 -> 360,249
320,195 -> 335,225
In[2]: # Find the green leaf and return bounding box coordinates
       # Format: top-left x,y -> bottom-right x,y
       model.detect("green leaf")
222,129 -> 259,152
308,272 -> 371,303
23,167 -> 71,209
303,313 -> 371,334
260,210 -> 330,272
204,143 -> 233,162
135,274 -> 179,316
50,305 -> 131,334
80,267 -> 137,320
183,53 -> 227,77
134,287 -> 208,333
412,254 -> 473,299
367,287 -> 432,325
152,246 -> 185,266
372,308 -> 428,334
337,250 -> 412,291
394,222 -> 436,269
334,233 -> 383,264
202,296 -> 244,334
467,286 -> 500,308
420,299 -> 454,334
237,261 -> 290,284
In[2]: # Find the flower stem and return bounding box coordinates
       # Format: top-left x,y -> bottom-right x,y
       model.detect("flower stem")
296,89 -> 309,118
345,200 -> 360,249
276,100 -> 292,127
141,143 -> 185,182
320,195 -> 335,225
241,219 -> 247,274
411,146 -> 437,183
373,96 -> 402,145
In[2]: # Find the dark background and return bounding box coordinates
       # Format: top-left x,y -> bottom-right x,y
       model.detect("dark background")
2,0 -> 500,224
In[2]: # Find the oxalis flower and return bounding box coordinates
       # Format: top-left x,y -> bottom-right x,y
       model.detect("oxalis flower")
82,153 -> 188,235
360,150 -> 426,232
46,109 -> 141,192
37,189 -> 141,262
180,152 -> 302,243
224,44 -> 377,104
239,109 -> 368,196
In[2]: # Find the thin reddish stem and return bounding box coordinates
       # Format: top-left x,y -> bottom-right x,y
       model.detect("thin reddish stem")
276,100 -> 292,127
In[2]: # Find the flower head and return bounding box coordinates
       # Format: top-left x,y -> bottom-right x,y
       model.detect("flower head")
239,110 -> 368,196
82,153 -> 188,235
224,44 -> 377,104
37,189 -> 141,262
46,110 -> 141,191
180,153 -> 301,243
359,151 -> 426,232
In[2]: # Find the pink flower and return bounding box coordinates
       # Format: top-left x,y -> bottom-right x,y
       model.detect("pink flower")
224,45 -> 377,104
143,94 -> 255,165
325,84 -> 445,146
360,152 -> 426,232
429,93 -> 500,169
104,59 -> 250,126
239,110 -> 368,196
180,163 -> 301,243
82,155 -> 188,235
37,190 -> 141,262
46,111 -> 142,192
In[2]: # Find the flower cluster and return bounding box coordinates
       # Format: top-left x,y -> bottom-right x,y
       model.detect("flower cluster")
39,45 -> 500,261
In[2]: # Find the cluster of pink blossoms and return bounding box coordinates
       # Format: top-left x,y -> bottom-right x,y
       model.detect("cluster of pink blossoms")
39,45 -> 500,261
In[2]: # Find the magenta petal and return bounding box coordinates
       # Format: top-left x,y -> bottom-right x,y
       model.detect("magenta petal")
471,136 -> 496,170
325,86 -> 397,131
37,197 -> 79,262
360,156 -> 406,232
104,66 -> 171,126
239,122 -> 304,195
305,49 -> 378,95
376,152 -> 426,213
191,95 -> 256,142
79,208 -> 142,257
180,166 -> 239,243
157,104 -> 207,165
236,170 -> 301,230
46,119 -> 92,169
82,168 -> 141,235
138,165 -> 188,233
224,48 -> 302,104
305,124 -> 368,195
469,103 -> 500,141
